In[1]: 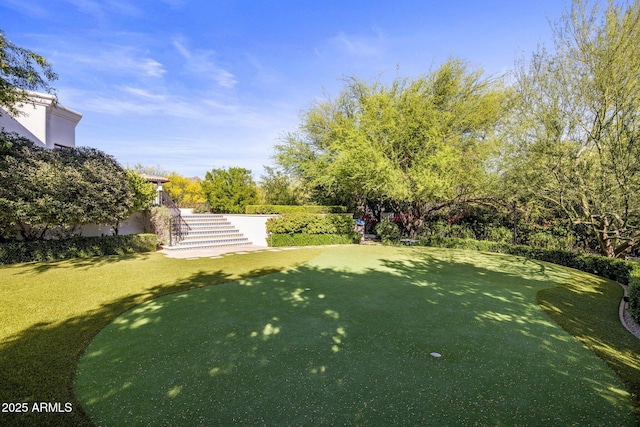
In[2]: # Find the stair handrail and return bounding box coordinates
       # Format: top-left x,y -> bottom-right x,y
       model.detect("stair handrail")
158,190 -> 190,246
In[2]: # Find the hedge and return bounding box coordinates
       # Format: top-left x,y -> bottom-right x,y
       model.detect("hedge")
0,233 -> 157,265
266,213 -> 355,235
416,236 -> 640,323
268,233 -> 361,247
246,205 -> 347,214
630,269 -> 640,324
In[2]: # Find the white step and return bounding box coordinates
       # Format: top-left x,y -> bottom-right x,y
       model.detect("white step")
162,240 -> 251,251
164,213 -> 252,250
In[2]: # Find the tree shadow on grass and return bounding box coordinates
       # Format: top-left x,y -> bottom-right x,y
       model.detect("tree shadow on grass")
72,249 -> 637,426
13,252 -> 154,275
395,247 -> 640,423
1,246 -> 638,426
0,266 -> 280,427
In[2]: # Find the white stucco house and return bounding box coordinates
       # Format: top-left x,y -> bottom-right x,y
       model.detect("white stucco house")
0,91 -> 82,148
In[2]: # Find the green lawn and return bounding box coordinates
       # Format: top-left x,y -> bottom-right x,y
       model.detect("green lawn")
0,247 -> 327,426
69,245 -> 638,426
1,245 -> 638,425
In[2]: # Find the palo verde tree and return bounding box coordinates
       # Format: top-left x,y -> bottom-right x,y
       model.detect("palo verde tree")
0,30 -> 57,116
503,0 -> 640,257
259,166 -> 305,205
275,59 -> 509,236
163,172 -> 206,208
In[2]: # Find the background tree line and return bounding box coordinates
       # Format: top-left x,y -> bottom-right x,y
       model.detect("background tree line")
271,0 -> 640,258
3,0 -> 639,258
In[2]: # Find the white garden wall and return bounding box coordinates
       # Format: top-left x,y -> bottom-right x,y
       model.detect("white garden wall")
224,214 -> 277,247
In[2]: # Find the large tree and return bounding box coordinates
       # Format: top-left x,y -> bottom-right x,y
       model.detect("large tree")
275,59 -> 509,235
201,167 -> 259,213
503,0 -> 640,257
0,30 -> 57,116
259,166 -> 305,206
0,131 -> 133,239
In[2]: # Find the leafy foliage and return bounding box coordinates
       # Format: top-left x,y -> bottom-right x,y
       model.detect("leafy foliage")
163,172 -> 206,208
141,206 -> 171,245
275,59 -> 509,236
268,233 -> 360,246
0,233 -> 156,264
266,213 -> 355,235
259,166 -> 305,205
503,0 -> 640,257
374,221 -> 400,244
126,170 -> 157,213
0,30 -> 57,117
201,167 -> 259,213
246,205 -> 347,214
0,131 -> 133,239
629,268 -> 640,323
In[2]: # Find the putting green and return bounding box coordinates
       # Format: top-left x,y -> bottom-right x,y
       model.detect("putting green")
75,245 -> 635,425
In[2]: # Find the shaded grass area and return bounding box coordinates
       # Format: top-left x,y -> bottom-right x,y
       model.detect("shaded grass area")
538,276 -> 640,422
75,246 -> 637,426
0,248 -> 327,426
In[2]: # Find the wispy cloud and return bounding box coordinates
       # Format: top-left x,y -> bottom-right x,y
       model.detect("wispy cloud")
63,0 -> 142,20
326,29 -> 386,57
55,45 -> 166,78
172,38 -> 237,88
1,0 -> 49,18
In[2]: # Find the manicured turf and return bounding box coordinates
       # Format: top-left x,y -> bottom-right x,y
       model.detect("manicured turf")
74,246 -> 637,426
0,248 -> 327,426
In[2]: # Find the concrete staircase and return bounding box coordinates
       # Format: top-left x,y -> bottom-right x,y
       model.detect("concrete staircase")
162,213 -> 252,252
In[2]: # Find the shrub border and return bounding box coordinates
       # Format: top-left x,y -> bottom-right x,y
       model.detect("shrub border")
268,233 -> 360,247
0,234 -> 157,265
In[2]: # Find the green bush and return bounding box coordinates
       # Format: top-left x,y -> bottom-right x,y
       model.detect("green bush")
0,234 -> 157,265
268,233 -> 360,247
266,214 -> 355,235
528,231 -> 565,250
629,267 -> 640,323
484,225 -> 513,243
375,221 -> 400,244
423,221 -> 477,240
246,205 -> 347,214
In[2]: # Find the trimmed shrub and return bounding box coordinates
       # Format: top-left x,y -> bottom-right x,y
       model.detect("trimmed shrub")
266,214 -> 355,235
375,221 -> 400,244
630,267 -> 640,323
268,233 -> 360,247
246,205 -> 347,214
0,234 -> 157,265
265,213 -> 357,247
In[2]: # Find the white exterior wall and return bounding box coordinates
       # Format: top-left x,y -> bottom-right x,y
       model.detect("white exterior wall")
224,214 -> 278,247
0,92 -> 81,148
77,213 -> 146,237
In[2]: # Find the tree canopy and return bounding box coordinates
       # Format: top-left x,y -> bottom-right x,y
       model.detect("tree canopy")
502,0 -> 640,257
0,30 -> 57,117
201,167 -> 259,214
163,172 -> 206,208
0,131 -> 133,240
275,59 -> 510,235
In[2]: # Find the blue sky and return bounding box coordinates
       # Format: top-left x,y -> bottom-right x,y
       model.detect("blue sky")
2,1 -> 565,179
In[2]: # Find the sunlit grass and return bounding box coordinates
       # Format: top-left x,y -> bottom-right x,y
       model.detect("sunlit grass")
74,246 -> 638,426
0,248 -> 327,426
